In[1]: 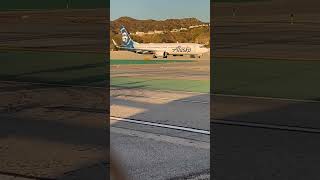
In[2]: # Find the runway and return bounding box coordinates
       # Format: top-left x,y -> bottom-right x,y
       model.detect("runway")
111,51 -> 210,81
111,129 -> 209,180
212,94 -> 320,129
110,88 -> 210,180
111,88 -> 209,130
110,47 -> 210,179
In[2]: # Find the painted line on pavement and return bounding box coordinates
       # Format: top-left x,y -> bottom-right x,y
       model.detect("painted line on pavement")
111,116 -> 210,135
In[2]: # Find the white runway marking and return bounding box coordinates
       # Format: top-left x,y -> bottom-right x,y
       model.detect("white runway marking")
212,119 -> 320,134
215,93 -> 320,103
110,116 -> 210,135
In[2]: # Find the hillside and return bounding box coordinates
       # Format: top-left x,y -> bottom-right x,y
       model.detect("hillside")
110,17 -> 210,49
110,16 -> 206,33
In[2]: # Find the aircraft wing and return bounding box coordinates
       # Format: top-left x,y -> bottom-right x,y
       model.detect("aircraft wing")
135,49 -> 155,54
112,39 -> 118,46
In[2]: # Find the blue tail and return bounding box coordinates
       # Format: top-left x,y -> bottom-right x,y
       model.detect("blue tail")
120,25 -> 136,49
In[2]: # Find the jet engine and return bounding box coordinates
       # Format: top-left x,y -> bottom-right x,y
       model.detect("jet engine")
153,51 -> 168,58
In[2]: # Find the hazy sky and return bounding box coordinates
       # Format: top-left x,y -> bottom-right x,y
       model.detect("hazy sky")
111,0 -> 210,22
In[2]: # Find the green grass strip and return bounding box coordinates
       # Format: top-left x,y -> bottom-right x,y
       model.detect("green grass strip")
213,58 -> 320,100
0,51 -> 106,86
111,77 -> 209,93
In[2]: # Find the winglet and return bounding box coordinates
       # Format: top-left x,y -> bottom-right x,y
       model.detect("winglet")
112,39 -> 120,49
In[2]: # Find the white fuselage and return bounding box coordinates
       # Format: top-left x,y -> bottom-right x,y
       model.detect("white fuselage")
135,43 -> 209,56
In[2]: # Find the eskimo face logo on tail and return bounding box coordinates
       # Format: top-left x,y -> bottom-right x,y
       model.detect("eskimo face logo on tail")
122,32 -> 128,44
119,25 -> 134,49
120,26 -> 131,46
172,46 -> 191,53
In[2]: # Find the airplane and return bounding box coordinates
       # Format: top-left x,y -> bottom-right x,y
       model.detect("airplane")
112,25 -> 209,59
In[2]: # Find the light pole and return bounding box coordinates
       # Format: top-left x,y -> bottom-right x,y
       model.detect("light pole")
66,0 -> 70,9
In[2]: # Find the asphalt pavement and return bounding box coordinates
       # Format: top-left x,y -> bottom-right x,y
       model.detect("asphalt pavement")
110,88 -> 210,180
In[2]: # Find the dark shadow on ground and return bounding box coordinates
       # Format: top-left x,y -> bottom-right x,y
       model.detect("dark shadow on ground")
211,95 -> 320,180
0,85 -> 108,179
0,114 -> 107,147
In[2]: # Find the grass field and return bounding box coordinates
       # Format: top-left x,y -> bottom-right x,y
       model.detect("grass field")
111,77 -> 209,93
213,58 -> 320,100
2,51 -> 320,99
0,51 -> 107,85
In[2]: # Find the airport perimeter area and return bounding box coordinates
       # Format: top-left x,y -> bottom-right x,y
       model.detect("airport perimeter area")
110,42 -> 320,179
1,1 -> 320,178
0,47 -> 211,179
0,9 -> 109,180
1,47 -> 320,179
110,51 -> 210,180
212,1 -> 320,178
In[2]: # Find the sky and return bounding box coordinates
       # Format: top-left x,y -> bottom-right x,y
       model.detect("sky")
110,0 -> 210,22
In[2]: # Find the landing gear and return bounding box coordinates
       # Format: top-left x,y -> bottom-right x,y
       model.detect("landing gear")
153,52 -> 168,59
163,52 -> 168,58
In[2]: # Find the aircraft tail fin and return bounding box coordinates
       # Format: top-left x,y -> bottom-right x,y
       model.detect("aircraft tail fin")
120,25 -> 137,49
